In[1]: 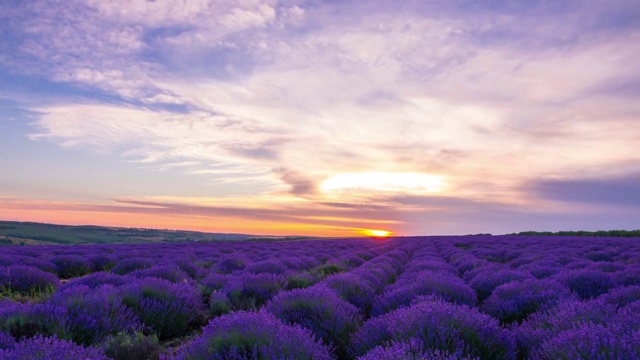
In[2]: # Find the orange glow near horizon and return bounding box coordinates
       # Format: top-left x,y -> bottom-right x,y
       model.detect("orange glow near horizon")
0,207 -> 374,238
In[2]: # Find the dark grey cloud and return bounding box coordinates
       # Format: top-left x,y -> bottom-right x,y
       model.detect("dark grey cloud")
530,174 -> 640,206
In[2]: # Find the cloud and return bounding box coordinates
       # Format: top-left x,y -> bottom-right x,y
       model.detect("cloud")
28,103 -> 290,183
530,174 -> 640,207
20,1 -> 640,189
274,168 -> 317,196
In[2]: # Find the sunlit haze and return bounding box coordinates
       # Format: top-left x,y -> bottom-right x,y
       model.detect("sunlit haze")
1,1 -> 639,236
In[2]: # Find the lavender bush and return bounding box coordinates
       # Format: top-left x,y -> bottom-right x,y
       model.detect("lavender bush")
372,270 -> 477,316
0,265 -> 59,297
358,338 -> 478,360
481,278 -> 574,324
0,331 -> 14,351
223,273 -> 285,311
0,335 -> 109,360
112,257 -> 155,275
352,300 -> 516,359
50,255 -> 94,279
555,269 -> 616,300
168,311 -> 333,360
267,285 -> 362,359
42,284 -> 142,345
121,278 -> 205,340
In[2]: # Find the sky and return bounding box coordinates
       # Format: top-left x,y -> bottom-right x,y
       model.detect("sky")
0,0 -> 639,237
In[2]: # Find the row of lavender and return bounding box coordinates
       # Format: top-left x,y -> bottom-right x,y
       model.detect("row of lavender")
1,235 -> 640,359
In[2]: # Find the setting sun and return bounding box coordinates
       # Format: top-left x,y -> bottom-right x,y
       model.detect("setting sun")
362,229 -> 392,238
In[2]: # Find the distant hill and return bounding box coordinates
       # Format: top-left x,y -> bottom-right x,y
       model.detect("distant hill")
512,230 -> 640,237
0,221 -> 316,245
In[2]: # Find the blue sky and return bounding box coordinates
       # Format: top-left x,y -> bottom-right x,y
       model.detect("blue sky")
0,0 -> 639,236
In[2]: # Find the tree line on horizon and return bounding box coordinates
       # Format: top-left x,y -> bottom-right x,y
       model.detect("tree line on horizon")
513,230 -> 640,237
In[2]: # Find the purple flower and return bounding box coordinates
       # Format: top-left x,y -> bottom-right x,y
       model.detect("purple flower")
280,255 -> 320,271
584,251 -> 616,262
200,273 -> 230,297
62,271 -> 128,289
216,256 -> 247,274
615,265 -> 640,286
469,269 -> 532,302
244,260 -> 289,275
0,300 -> 47,340
171,256 -> 200,279
0,336 -> 109,360
532,323 -> 639,359
50,255 -> 94,279
89,255 -> 117,272
555,269 -> 616,300
223,273 -> 285,311
112,257 -> 155,275
481,278 -> 574,324
337,254 -> 366,267
450,255 -> 488,275
267,285 -> 362,359
41,284 -> 142,345
597,285 -> 640,309
0,331 -> 14,351
16,258 -> 57,274
207,292 -> 230,318
352,300 -> 515,359
121,277 -> 205,340
402,260 -> 458,278
515,299 -> 617,357
616,300 -> 640,334
0,265 -> 59,296
285,272 -> 320,290
168,311 -> 333,360
129,265 -> 191,284
520,264 -> 560,279
322,273 -> 377,314
358,338 -> 478,360
372,271 -> 477,316
589,262 -> 626,273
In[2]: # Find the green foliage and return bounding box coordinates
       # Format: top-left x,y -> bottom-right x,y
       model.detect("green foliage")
2,311 -> 48,340
205,330 -> 271,354
208,296 -> 230,318
100,332 -> 163,360
285,273 -> 317,290
454,243 -> 471,250
313,263 -> 345,277
0,283 -> 56,302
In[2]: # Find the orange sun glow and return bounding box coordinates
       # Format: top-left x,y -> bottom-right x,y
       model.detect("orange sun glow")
361,229 -> 392,238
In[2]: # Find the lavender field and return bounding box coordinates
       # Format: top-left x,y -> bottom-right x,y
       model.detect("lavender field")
1,235 -> 640,359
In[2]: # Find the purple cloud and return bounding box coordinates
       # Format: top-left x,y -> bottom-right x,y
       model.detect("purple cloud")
530,174 -> 640,206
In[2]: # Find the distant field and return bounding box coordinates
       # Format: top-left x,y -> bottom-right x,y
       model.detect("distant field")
1,235 -> 640,358
0,221 -> 312,245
